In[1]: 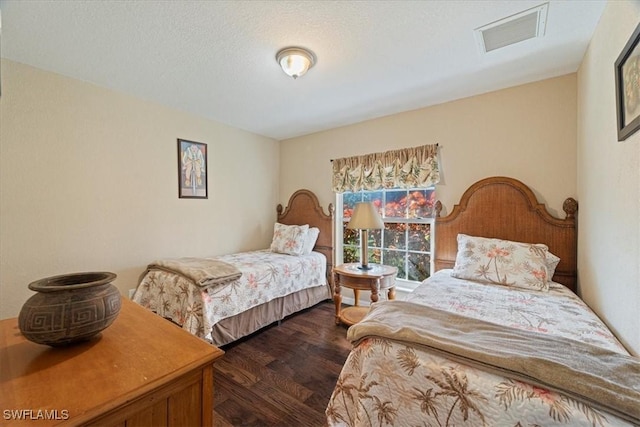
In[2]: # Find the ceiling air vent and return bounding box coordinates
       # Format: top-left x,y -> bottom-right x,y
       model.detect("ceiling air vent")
475,3 -> 548,53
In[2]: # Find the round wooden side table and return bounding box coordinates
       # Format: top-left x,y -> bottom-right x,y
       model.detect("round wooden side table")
332,263 -> 397,326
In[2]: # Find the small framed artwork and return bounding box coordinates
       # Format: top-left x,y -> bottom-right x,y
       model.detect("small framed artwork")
615,23 -> 640,141
177,139 -> 208,199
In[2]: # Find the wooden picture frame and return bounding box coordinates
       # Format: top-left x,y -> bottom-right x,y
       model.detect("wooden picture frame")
615,23 -> 640,141
177,139 -> 208,199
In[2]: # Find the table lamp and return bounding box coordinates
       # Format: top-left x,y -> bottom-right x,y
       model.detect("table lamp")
347,202 -> 384,270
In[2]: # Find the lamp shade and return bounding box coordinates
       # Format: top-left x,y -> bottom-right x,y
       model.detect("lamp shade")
347,202 -> 384,230
276,47 -> 316,79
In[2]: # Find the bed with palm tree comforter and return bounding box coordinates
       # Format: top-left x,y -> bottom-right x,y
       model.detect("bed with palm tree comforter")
326,177 -> 639,427
133,189 -> 334,346
326,270 -> 639,427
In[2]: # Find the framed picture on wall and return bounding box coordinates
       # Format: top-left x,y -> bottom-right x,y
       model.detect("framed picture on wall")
615,22 -> 640,141
177,139 -> 208,199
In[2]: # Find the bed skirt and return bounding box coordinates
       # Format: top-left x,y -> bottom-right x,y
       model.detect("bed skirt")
211,283 -> 332,346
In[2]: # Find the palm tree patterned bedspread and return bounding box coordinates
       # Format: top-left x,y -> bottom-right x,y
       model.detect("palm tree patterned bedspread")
326,270 -> 633,427
134,250 -> 326,342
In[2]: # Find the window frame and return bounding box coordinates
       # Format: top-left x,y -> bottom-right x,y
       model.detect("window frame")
334,188 -> 435,292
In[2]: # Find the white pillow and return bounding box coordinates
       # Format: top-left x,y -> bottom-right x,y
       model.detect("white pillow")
302,227 -> 320,255
545,251 -> 561,281
451,234 -> 550,292
269,223 -> 309,256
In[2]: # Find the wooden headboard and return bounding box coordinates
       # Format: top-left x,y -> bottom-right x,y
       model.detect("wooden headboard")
277,189 -> 334,286
434,177 -> 578,292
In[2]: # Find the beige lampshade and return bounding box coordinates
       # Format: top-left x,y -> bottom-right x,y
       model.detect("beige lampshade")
347,202 -> 384,230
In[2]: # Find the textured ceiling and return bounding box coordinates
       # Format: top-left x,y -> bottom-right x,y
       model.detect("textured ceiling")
0,0 -> 606,140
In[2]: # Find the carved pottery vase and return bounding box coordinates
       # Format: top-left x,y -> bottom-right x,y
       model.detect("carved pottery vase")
18,272 -> 121,347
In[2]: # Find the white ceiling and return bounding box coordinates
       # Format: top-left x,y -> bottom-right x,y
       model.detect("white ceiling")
0,0 -> 606,140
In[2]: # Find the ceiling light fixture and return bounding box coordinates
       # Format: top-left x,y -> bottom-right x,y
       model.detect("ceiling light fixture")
276,47 -> 316,79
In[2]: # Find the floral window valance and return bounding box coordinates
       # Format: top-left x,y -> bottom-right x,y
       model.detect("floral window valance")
331,144 -> 440,193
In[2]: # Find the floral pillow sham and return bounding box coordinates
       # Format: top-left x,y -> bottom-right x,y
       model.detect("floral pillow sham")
451,234 -> 552,292
269,223 -> 309,256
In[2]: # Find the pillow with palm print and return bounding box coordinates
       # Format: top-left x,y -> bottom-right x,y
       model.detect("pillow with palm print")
269,223 -> 309,256
451,234 -> 550,292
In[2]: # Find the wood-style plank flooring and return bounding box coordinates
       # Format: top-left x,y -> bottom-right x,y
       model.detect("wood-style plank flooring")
213,301 -> 352,427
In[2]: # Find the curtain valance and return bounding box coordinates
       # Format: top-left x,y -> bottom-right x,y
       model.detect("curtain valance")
331,144 -> 440,193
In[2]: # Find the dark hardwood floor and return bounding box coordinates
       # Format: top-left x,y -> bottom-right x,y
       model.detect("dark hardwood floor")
213,301 -> 352,427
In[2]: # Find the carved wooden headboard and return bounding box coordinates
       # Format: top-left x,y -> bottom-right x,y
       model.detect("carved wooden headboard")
277,189 -> 334,286
434,177 -> 578,292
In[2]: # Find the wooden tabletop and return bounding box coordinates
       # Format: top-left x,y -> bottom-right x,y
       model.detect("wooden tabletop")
333,263 -> 397,279
0,298 -> 224,426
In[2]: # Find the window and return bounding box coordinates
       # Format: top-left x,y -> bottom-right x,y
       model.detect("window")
336,187 -> 435,283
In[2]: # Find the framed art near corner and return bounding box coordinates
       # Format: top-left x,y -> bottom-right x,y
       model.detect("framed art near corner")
178,139 -> 208,199
615,23 -> 640,141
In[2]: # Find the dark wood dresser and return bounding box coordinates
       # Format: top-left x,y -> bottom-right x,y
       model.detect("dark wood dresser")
0,298 -> 224,426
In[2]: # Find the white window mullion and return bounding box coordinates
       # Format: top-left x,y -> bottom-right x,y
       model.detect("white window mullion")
404,223 -> 409,282
335,193 -> 344,266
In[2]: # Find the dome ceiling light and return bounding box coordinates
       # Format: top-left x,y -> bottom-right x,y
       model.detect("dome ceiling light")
276,47 -> 316,79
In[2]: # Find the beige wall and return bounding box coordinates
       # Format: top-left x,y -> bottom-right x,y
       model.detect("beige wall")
281,74 -> 577,220
577,1 -> 640,355
0,60 -> 280,319
281,74 -> 578,303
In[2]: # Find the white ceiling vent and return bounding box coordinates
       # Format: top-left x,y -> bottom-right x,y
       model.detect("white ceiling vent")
475,3 -> 548,53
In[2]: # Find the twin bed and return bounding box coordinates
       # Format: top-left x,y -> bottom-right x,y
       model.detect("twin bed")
133,189 -> 334,346
326,176 -> 639,427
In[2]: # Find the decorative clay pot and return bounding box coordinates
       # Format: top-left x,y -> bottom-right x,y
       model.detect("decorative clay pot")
18,271 -> 121,347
